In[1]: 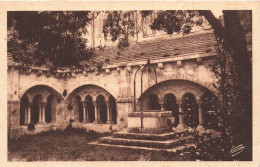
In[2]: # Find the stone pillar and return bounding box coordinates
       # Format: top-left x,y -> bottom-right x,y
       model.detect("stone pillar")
175,100 -> 186,131
82,101 -> 86,123
24,108 -> 28,124
41,102 -> 47,124
118,97 -> 132,130
106,101 -> 114,124
27,102 -> 32,124
85,107 -> 91,123
93,101 -> 102,124
38,104 -> 42,123
159,101 -> 164,111
196,102 -> 205,131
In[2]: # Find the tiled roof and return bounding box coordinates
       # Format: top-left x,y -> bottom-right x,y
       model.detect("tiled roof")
8,30 -> 252,67
93,30 -> 252,65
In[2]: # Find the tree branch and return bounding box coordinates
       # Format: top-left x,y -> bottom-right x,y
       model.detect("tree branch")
199,10 -> 226,37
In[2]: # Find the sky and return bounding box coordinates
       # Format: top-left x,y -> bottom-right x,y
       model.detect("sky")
211,10 -> 223,18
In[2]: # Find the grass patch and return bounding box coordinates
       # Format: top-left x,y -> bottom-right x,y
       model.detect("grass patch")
8,128 -> 194,161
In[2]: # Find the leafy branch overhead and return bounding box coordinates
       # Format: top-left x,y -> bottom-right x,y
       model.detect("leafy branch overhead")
8,11 -> 94,70
102,10 -> 205,49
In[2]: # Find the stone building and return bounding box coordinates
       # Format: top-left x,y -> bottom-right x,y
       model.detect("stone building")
7,13 -> 252,139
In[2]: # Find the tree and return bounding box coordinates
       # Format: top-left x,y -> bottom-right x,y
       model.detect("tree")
8,11 -> 94,70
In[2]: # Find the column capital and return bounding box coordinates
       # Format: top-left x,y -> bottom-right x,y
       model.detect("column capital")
197,102 -> 203,107
93,101 -> 97,106
81,101 -> 87,107
41,102 -> 47,106
196,96 -> 203,105
196,99 -> 203,106
176,100 -> 183,106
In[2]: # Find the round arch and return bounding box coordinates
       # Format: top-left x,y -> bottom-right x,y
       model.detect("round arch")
19,83 -> 64,102
138,79 -> 217,101
66,81 -> 118,101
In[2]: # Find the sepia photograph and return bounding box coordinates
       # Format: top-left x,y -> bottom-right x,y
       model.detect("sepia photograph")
5,5 -> 254,163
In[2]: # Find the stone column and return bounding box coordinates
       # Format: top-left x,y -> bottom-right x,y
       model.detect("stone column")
38,103 -> 42,123
42,102 -> 46,124
82,101 -> 86,123
27,102 -> 32,124
85,107 -> 91,123
24,108 -> 28,124
93,101 -> 102,124
106,101 -> 114,124
159,101 -> 164,111
175,100 -> 186,131
196,102 -> 205,131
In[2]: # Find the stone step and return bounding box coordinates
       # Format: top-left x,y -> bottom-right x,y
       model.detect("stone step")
113,130 -> 191,141
88,141 -> 195,153
99,135 -> 193,149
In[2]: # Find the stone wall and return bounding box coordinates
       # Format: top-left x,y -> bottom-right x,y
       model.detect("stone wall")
7,55 -> 217,138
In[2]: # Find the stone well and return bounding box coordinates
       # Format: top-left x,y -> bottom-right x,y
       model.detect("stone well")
127,110 -> 173,133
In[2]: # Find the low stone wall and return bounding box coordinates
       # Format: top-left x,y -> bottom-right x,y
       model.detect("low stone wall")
127,110 -> 172,133
9,122 -> 119,139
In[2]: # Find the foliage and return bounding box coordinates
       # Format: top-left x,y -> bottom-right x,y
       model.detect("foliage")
102,11 -> 136,50
8,11 -> 94,70
150,10 -> 203,35
188,129 -> 232,161
183,94 -> 198,128
201,92 -> 218,129
102,10 -> 204,49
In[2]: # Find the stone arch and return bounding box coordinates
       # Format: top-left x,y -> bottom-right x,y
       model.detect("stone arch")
66,81 -> 118,101
179,88 -> 204,102
160,89 -> 181,102
138,79 -> 217,100
66,84 -> 114,102
19,82 -> 64,101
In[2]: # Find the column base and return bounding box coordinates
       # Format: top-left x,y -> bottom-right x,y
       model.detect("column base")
172,123 -> 186,132
106,120 -> 115,124
93,119 -> 103,124
196,124 -> 205,131
37,122 -> 47,125
82,119 -> 92,123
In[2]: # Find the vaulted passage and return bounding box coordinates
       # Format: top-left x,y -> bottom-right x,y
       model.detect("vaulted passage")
19,85 -> 63,125
69,85 -> 117,125
138,80 -> 218,130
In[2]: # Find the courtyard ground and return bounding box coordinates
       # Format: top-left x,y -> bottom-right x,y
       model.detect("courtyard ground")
8,127 -> 194,161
